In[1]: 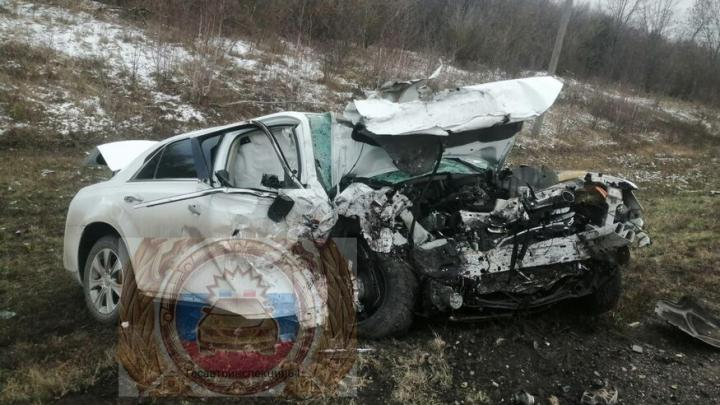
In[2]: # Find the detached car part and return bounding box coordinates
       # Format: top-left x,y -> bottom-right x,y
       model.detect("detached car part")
655,296 -> 720,349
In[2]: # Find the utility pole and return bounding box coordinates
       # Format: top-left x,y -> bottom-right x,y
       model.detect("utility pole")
532,0 -> 573,137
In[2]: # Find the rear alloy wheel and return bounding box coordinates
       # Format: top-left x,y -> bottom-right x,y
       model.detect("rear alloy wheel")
83,235 -> 126,324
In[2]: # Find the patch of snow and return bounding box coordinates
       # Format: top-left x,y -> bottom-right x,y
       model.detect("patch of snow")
152,91 -> 205,123
162,103 -> 205,123
605,153 -> 703,189
0,1 -> 188,86
0,0 -> 206,126
567,80 -> 705,126
39,94 -> 113,135
223,40 -> 351,109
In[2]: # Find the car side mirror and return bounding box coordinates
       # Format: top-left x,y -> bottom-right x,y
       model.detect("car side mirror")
261,173 -> 283,189
268,194 -> 294,222
215,170 -> 233,187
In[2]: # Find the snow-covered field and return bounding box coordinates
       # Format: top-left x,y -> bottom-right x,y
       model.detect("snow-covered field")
0,0 -> 550,138
0,0 -> 357,137
0,0 -> 206,136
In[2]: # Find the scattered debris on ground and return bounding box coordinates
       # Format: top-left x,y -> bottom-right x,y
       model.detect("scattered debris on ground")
580,379 -> 619,405
511,390 -> 539,405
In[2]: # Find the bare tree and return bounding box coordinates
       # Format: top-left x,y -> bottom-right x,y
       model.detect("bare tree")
445,1 -> 478,61
102,0 -> 720,106
688,0 -> 720,60
184,0 -> 236,103
605,0 -> 644,27
641,0 -> 678,36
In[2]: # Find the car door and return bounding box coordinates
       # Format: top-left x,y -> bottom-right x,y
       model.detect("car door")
200,123 -> 304,239
119,138 -> 212,249
122,117 -> 331,245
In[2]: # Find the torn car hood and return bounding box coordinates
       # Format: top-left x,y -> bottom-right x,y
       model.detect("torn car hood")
327,76 -> 563,179
344,76 -> 563,136
87,140 -> 158,171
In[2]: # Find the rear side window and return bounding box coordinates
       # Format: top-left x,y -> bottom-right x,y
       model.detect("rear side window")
155,139 -> 197,179
134,139 -> 198,180
134,149 -> 162,180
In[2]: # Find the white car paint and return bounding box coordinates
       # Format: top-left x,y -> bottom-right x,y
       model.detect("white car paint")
63,112 -> 331,287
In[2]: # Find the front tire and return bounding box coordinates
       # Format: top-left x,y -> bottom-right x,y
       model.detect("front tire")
581,265 -> 622,315
82,235 -> 127,324
356,245 -> 418,339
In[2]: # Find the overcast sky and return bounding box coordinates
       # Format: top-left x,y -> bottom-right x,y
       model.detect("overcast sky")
574,0 -> 695,37
576,0 -> 694,16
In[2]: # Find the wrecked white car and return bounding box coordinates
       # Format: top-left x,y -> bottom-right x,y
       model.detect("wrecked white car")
63,76 -> 649,338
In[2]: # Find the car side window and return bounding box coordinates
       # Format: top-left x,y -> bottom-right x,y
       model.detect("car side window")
155,139 -> 197,179
134,149 -> 162,180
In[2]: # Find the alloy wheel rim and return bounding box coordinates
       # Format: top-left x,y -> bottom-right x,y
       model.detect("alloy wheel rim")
88,248 -> 123,315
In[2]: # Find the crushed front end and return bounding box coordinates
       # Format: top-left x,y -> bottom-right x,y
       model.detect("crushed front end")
325,75 -> 650,336
336,166 -> 650,317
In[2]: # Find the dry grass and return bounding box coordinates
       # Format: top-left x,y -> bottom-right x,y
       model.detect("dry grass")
0,38 -> 206,149
464,389 -> 491,404
0,151 -> 117,403
1,346 -> 115,403
619,193 -> 720,321
385,334 -> 452,403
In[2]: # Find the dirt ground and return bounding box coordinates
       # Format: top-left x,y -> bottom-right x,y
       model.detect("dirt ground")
52,302 -> 720,404
366,307 -> 720,404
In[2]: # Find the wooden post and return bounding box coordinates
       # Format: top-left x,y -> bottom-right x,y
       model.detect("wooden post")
532,0 -> 573,137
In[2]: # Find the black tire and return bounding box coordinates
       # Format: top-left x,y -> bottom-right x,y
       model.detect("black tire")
118,238 -> 180,394
581,266 -> 622,315
82,235 -> 128,325
357,251 -> 418,339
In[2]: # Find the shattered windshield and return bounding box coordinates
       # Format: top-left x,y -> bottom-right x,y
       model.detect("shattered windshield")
370,157 -> 489,184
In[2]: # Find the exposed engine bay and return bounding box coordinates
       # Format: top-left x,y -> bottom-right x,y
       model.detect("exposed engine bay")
335,165 -> 650,318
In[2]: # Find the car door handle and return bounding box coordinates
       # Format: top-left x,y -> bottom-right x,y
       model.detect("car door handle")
188,203 -> 201,216
124,195 -> 144,203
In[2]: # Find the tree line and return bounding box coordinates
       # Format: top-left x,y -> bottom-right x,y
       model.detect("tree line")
106,0 -> 720,106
